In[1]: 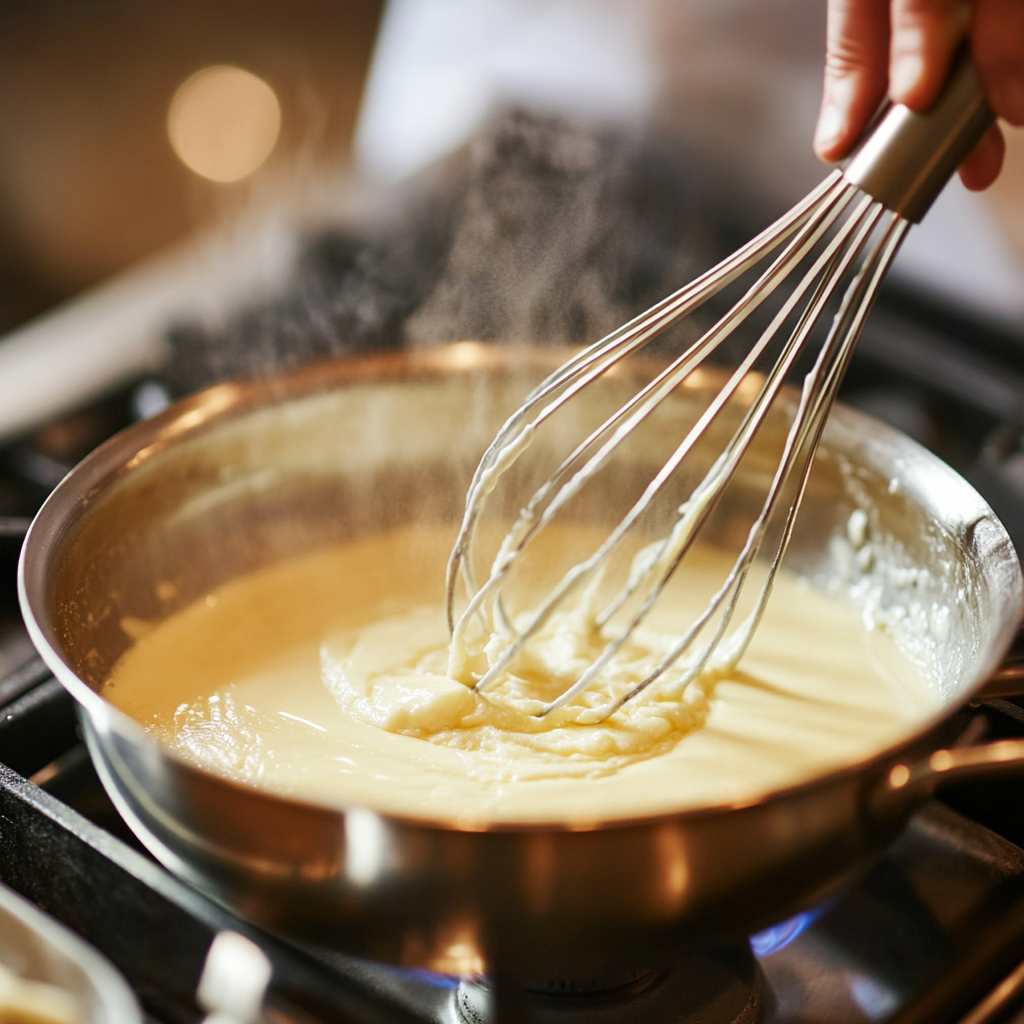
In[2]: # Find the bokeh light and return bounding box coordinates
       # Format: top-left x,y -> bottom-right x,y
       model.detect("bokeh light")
167,65 -> 281,183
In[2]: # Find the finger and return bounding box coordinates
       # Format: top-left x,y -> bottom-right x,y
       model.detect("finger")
958,121 -> 1006,189
972,0 -> 1024,125
889,0 -> 970,109
815,0 -> 890,162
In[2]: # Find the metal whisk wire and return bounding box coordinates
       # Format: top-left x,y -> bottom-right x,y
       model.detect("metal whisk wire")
445,170 -> 843,623
446,50 -> 990,720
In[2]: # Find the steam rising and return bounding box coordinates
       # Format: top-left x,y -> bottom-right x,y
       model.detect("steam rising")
163,110 -> 737,395
405,112 -> 716,348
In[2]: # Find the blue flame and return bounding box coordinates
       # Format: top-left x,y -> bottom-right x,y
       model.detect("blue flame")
750,905 -> 826,957
387,966 -> 461,989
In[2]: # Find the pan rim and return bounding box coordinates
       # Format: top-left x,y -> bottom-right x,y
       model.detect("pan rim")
17,342 -> 1023,834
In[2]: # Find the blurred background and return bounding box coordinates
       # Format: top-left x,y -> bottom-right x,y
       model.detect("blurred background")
0,0 -> 381,325
2,0 -> 1024,531
1,0 -> 1023,332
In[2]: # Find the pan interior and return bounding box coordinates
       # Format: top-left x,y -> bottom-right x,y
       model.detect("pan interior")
41,359 -> 1010,821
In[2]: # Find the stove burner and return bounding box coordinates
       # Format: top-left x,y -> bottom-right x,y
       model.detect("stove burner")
450,948 -> 762,1024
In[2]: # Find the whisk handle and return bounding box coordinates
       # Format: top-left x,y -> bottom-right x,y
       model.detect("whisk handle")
842,48 -> 993,223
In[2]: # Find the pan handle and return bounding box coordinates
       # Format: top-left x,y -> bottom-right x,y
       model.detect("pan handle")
871,736 -> 1024,822
970,622 -> 1024,704
883,739 -> 1024,797
974,623 -> 1024,700
870,624 -> 1024,817
977,665 -> 1024,700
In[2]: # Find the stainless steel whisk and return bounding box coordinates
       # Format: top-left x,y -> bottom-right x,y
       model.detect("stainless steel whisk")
447,52 -> 993,721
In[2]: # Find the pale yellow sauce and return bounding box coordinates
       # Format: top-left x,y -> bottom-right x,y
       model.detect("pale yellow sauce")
102,523 -> 939,826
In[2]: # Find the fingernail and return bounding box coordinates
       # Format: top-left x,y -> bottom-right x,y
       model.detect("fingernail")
890,54 -> 925,103
815,103 -> 845,155
991,76 -> 1024,126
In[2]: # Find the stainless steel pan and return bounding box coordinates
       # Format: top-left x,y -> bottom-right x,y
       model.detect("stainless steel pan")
17,344 -> 1024,980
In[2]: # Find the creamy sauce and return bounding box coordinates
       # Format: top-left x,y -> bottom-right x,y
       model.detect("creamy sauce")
102,523 -> 940,826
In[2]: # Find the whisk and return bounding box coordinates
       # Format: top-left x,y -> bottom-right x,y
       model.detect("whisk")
447,52 -> 993,722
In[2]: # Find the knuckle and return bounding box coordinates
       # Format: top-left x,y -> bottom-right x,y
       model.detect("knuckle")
825,0 -> 888,78
824,46 -> 868,78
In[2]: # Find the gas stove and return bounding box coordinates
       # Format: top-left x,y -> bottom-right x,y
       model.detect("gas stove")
1,282 -> 1024,1024
5,100 -> 1024,1017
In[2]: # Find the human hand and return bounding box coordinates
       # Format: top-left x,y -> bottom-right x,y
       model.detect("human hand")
814,0 -> 1024,190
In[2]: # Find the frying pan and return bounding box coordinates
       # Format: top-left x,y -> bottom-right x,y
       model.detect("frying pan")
17,344 -> 1024,980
